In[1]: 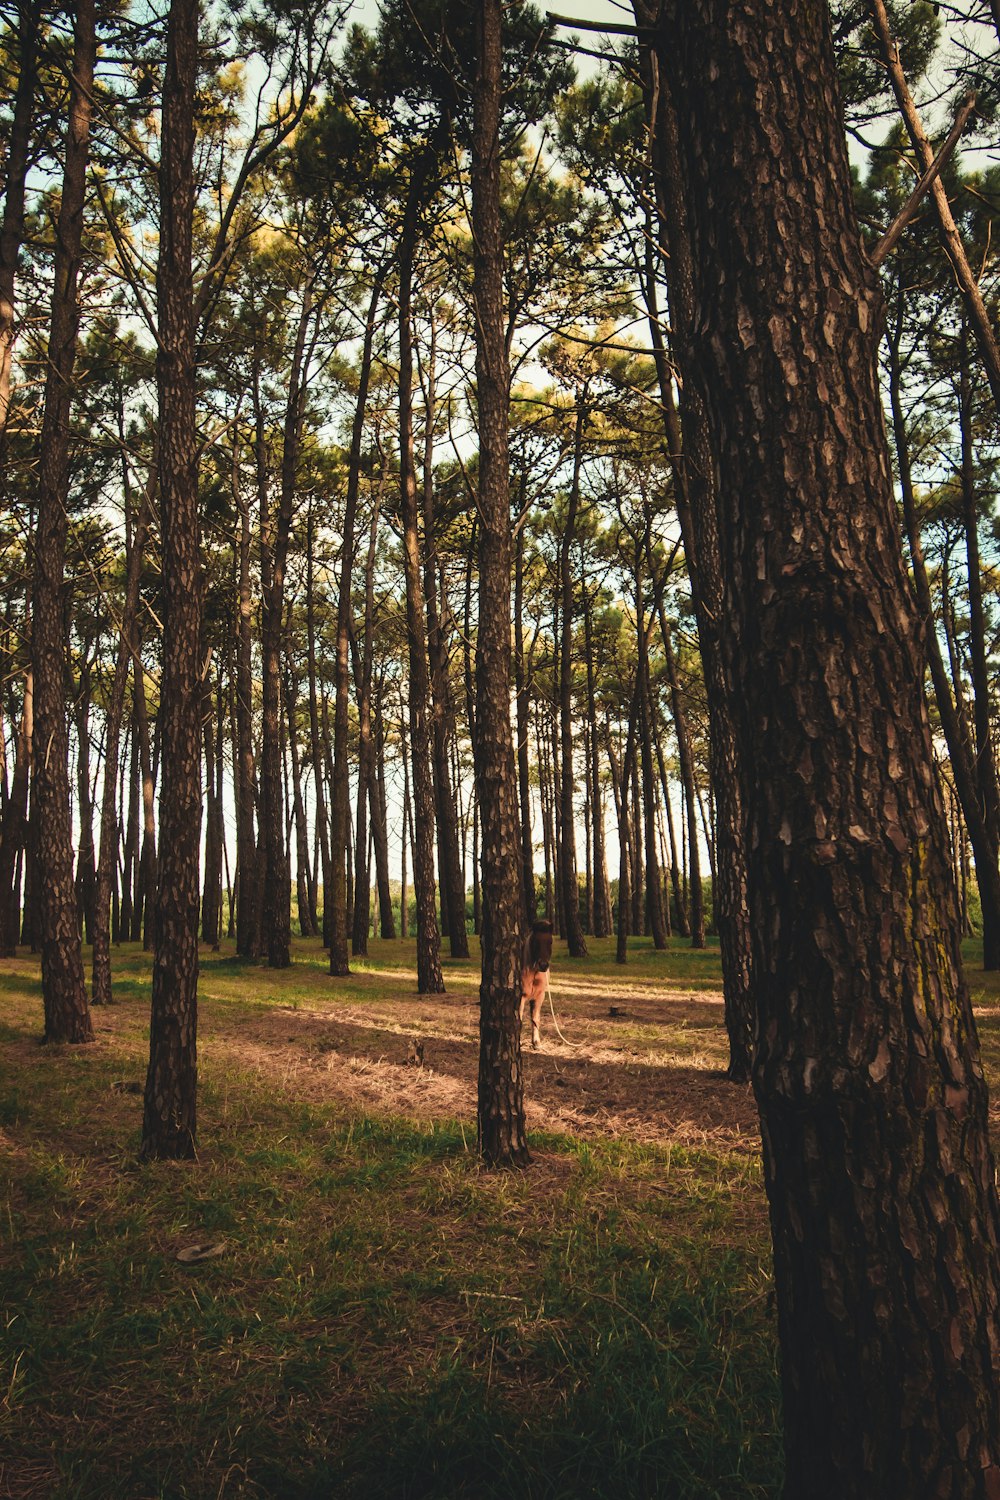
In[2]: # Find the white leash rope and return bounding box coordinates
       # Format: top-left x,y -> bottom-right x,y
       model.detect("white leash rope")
545,981 -> 584,1050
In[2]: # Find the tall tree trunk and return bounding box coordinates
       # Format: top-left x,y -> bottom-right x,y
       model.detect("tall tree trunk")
120,716 -> 138,942
513,517 -> 536,921
656,601 -> 706,949
636,571 -> 667,949
353,498 -> 392,948
473,0 -> 529,1166
582,567 -> 610,937
143,0 -> 201,1160
958,319 -> 1000,963
73,648 -> 98,944
655,731 -> 688,937
134,657 -> 157,949
304,502 -> 332,947
284,665 -> 315,938
885,286 -> 1000,971
421,322 -> 469,957
651,1 -> 1000,1488
0,0 -> 41,445
0,671 -> 31,955
331,273 -> 383,973
371,677 -> 395,938
234,436 -> 259,957
612,701 -> 639,964
93,466 -> 153,1002
400,724 -> 410,940
397,157 -> 444,995
558,402 -> 587,955
260,280 -> 313,970
31,0 -> 96,1044
636,31 -> 754,1081
201,667 -> 222,946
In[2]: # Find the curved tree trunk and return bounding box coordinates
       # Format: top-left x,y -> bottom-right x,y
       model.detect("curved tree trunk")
650,0 -> 1000,1488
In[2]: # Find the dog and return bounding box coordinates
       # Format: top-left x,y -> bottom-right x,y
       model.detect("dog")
519,919 -> 554,1049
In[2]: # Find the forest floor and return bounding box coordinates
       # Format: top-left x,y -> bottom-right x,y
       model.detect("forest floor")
2,933 -> 999,1499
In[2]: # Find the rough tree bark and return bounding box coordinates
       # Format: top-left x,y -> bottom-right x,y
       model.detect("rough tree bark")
634,45 -> 754,1081
142,0 -> 201,1160
31,0 -> 96,1044
472,0 -> 529,1166
652,1 -> 1000,1491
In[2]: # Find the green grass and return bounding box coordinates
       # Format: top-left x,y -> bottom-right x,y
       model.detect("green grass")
0,937 -> 779,1499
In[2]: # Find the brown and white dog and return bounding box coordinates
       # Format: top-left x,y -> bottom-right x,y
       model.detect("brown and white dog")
519,919 -> 554,1049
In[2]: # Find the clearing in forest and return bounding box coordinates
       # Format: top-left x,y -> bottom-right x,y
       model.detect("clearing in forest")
2,936 -> 999,1499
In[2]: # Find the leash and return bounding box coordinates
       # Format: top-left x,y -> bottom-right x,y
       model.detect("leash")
545,982 -> 584,1050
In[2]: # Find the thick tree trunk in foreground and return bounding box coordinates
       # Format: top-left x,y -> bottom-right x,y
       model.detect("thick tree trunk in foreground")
636,58 -> 754,1080
473,0 -> 529,1167
31,0 -> 96,1044
143,0 -> 201,1160
654,2 -> 1000,1492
